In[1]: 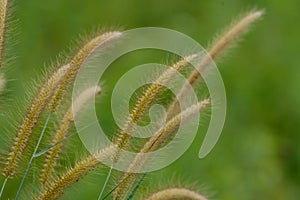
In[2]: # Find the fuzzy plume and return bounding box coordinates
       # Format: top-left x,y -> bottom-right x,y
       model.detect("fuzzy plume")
48,31 -> 122,112
114,54 -> 197,157
35,146 -> 116,200
167,10 -> 264,119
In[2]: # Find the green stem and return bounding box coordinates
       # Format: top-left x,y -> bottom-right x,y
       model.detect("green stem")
127,173 -> 147,200
102,179 -> 124,200
98,166 -> 113,200
34,121 -> 97,157
0,178 -> 8,199
15,114 -> 51,200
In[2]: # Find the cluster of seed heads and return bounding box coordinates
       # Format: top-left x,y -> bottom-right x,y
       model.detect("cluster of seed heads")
0,1 -> 263,199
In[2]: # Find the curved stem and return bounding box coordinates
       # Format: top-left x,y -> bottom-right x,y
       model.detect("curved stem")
15,114 -> 51,200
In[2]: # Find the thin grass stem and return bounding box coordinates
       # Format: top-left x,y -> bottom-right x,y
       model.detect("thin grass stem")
98,166 -> 113,200
34,120 -> 96,158
127,173 -> 147,200
102,180 -> 124,200
15,114 -> 51,200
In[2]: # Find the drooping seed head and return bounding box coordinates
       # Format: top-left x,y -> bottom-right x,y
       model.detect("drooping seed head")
114,54 -> 198,156
48,31 -> 122,112
167,10 -> 264,119
36,145 -> 116,200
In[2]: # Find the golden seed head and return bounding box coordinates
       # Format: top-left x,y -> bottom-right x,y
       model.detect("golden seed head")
114,54 -> 195,152
36,146 -> 115,200
145,187 -> 207,200
48,31 -> 122,112
167,10 -> 263,120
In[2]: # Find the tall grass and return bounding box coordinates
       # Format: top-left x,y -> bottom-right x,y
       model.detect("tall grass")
0,2 -> 263,199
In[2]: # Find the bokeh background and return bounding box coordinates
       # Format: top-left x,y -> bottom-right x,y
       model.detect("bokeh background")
0,0 -> 299,199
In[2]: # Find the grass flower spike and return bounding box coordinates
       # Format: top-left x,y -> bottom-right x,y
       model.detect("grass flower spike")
188,10 -> 264,86
36,146 -> 117,200
114,54 -> 197,153
167,10 -> 264,119
48,31 -> 122,112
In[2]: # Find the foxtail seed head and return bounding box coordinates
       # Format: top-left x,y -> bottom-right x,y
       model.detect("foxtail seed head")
189,10 -> 264,87
167,10 -> 264,119
36,145 -> 117,200
48,31 -> 122,112
114,54 -> 198,156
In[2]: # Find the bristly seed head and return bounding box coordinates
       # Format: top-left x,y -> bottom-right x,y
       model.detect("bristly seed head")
113,54 -> 197,157
36,145 -> 116,200
167,10 -> 264,119
48,31 -> 122,113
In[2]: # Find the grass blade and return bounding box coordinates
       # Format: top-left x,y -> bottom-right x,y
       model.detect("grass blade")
98,166 -> 113,200
15,114 -> 51,200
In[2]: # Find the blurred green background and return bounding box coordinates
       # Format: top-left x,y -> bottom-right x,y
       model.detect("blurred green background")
1,0 -> 300,199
